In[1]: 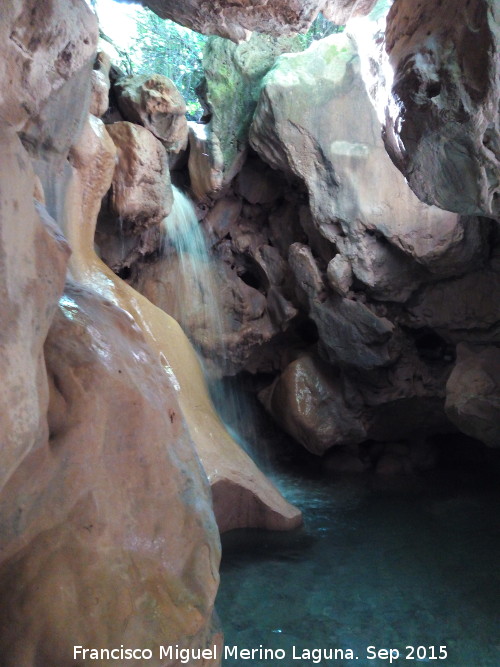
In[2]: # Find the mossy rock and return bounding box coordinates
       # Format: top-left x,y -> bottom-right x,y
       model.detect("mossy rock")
202,33 -> 304,179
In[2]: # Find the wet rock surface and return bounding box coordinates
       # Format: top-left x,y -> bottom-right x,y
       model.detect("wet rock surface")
0,282 -> 221,664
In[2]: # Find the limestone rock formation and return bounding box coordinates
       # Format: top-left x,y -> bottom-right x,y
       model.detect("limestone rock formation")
0,0 -> 97,129
188,121 -> 224,201
446,344 -> 500,447
250,33 -> 485,294
114,74 -> 188,152
135,0 -> 377,42
90,50 -> 112,117
68,114 -> 302,534
0,126 -> 70,494
376,0 -> 500,217
105,121 -> 173,231
259,354 -> 366,455
0,281 -> 222,664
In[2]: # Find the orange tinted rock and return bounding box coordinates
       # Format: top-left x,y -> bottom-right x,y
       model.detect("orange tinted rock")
67,115 -> 301,533
0,281 -> 221,665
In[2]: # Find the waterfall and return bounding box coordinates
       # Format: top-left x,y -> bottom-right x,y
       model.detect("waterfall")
162,186 -> 263,463
162,186 -> 226,370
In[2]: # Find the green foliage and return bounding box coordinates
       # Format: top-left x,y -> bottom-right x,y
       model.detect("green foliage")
298,13 -> 344,49
119,7 -> 207,120
105,7 -> 341,123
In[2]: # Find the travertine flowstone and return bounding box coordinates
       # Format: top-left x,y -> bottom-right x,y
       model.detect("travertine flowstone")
0,125 -> 70,494
0,282 -> 222,664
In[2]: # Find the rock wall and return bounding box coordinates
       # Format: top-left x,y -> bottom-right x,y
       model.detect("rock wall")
0,1 -> 306,665
129,26 -> 499,461
0,3 -> 224,664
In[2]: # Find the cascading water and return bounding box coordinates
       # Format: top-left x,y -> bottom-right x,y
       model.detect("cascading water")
162,186 -> 226,364
162,186 -> 261,461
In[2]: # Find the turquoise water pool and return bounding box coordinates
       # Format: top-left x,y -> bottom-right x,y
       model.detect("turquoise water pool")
216,461 -> 500,667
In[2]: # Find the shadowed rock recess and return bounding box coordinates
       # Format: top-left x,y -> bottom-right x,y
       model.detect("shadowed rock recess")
1,0 -> 499,664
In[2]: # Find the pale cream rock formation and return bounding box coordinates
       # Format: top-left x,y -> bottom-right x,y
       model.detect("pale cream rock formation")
106,121 -> 173,231
114,74 -> 188,153
446,344 -> 500,447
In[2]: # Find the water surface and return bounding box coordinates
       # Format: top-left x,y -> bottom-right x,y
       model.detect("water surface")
217,462 -> 500,666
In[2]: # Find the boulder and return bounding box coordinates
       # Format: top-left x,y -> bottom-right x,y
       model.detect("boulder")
312,295 -> 397,370
198,33 -> 304,187
90,50 -> 112,118
188,121 -> 224,200
446,344 -> 500,447
114,74 -> 188,152
105,121 -> 173,232
259,354 -> 367,454
326,255 -> 352,296
379,0 -> 500,217
288,242 -> 326,301
250,33 -> 485,295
